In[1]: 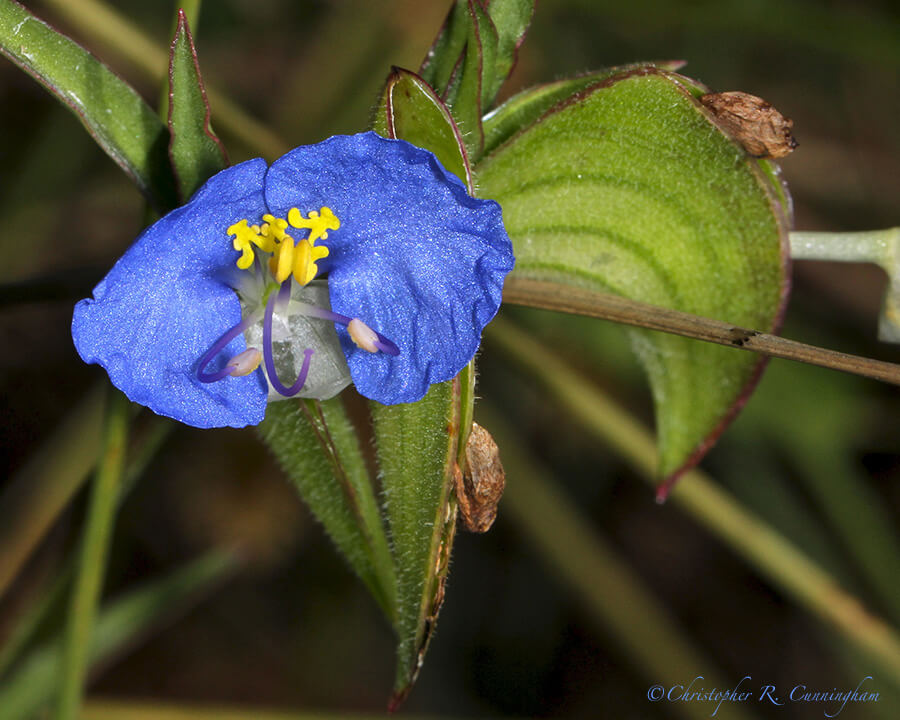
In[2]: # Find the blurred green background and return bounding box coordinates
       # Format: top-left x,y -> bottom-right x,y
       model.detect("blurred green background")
1,0 -> 899,717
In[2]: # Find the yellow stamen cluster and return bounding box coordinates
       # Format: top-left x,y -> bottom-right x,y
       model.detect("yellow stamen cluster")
227,207 -> 340,286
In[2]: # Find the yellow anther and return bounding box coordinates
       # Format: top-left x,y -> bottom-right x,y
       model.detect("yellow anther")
291,239 -> 330,286
228,208 -> 338,281
269,237 -> 296,283
260,214 -> 290,243
288,206 -> 340,244
234,244 -> 255,270
228,219 -> 275,269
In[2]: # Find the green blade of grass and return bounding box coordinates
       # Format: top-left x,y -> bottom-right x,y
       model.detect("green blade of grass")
486,317 -> 900,687
55,390 -> 130,720
0,0 -> 177,210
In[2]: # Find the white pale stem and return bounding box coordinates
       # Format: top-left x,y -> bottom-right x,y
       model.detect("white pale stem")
790,228 -> 900,344
790,228 -> 899,264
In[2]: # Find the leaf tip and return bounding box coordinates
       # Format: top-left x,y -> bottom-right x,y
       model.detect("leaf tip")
655,471 -> 683,503
387,688 -> 409,713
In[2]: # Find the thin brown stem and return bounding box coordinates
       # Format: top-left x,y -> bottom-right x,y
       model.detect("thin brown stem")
504,276 -> 900,386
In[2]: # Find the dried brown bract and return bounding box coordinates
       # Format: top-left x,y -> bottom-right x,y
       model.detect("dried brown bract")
700,91 -> 798,159
454,422 -> 506,533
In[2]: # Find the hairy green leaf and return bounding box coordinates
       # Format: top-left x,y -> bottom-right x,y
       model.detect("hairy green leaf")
259,399 -> 396,620
482,0 -> 534,104
451,0 -> 493,158
374,67 -> 472,187
418,0 -> 469,95
372,65 -> 473,704
372,382 -> 460,708
421,0 -> 534,115
476,68 -> 790,484
167,10 -> 227,201
482,62 -> 684,155
417,0 -> 503,160
0,0 -> 177,211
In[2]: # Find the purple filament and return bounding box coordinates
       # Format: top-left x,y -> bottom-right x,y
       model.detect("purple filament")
263,283 -> 315,396
197,313 -> 260,383
295,303 -> 400,356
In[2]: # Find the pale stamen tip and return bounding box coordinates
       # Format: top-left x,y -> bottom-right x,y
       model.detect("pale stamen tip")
227,347 -> 262,376
348,318 -> 380,353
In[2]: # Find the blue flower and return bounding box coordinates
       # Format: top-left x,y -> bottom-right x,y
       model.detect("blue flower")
72,132 -> 514,428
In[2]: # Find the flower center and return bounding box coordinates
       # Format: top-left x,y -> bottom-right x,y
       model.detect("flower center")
227,206 -> 338,286
196,206 -> 399,398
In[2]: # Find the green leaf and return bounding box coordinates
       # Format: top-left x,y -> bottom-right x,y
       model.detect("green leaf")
451,0 -> 494,159
482,0 -> 534,103
258,399 -> 396,620
372,382 -> 460,709
476,68 -> 790,483
372,64 -> 477,705
470,1 -> 499,112
417,0 -> 499,160
374,67 -> 472,188
418,0 -> 470,96
167,9 -> 227,201
0,549 -> 235,720
0,0 -> 177,211
421,0 -> 534,115
482,62 -> 683,156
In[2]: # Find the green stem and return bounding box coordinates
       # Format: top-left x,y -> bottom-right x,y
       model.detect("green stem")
0,384 -> 105,604
486,318 -> 900,687
40,0 -> 287,158
796,452 -> 900,626
55,390 -> 130,720
480,407 -> 759,720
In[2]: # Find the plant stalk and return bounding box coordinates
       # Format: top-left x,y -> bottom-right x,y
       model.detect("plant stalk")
55,390 -> 129,720
503,276 -> 900,386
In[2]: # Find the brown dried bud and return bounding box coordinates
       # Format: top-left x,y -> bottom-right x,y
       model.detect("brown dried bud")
700,91 -> 797,159
454,422 -> 506,533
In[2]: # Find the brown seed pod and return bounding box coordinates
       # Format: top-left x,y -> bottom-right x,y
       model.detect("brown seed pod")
454,422 -> 506,533
700,91 -> 798,159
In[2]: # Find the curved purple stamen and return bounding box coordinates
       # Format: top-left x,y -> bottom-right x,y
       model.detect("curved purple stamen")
263,283 -> 315,396
293,303 -> 401,356
197,313 -> 260,383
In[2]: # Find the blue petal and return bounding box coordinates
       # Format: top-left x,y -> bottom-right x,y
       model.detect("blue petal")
72,160 -> 270,428
264,132 -> 515,404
